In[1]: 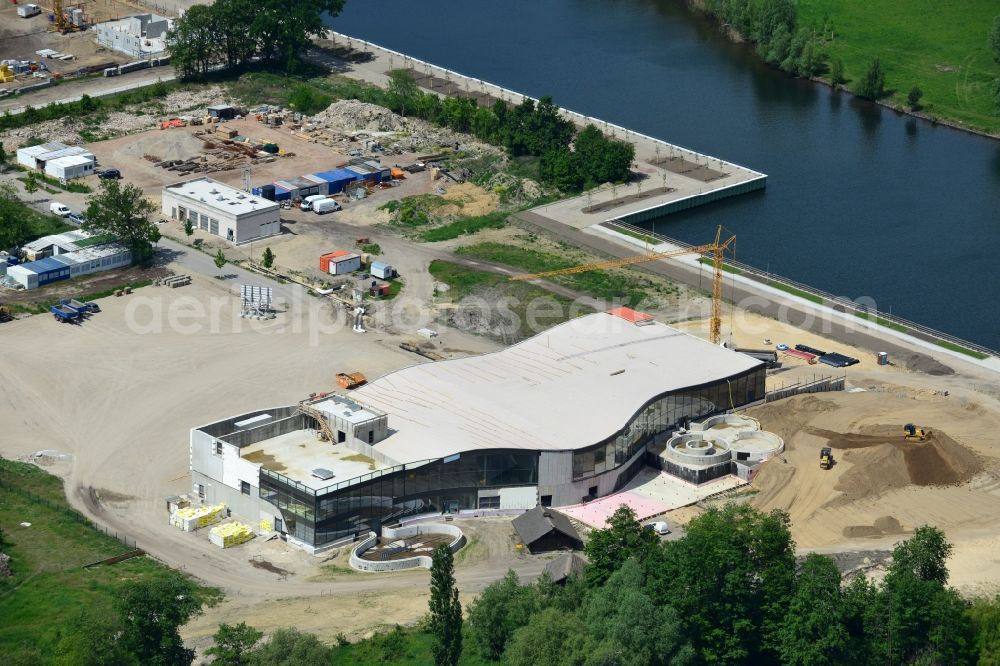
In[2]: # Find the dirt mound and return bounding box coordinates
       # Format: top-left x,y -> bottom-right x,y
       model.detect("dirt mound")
905,353 -> 954,376
843,515 -> 906,539
120,132 -> 206,162
750,395 -> 837,442
311,100 -> 407,132
811,426 -> 981,501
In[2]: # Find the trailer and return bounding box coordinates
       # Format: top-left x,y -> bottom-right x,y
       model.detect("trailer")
51,304 -> 81,322
61,298 -> 97,314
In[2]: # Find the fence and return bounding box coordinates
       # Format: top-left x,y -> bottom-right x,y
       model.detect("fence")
766,375 -> 846,403
0,478 -> 139,551
602,219 -> 998,360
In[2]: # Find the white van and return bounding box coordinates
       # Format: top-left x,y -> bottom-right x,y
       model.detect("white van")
49,202 -> 71,217
300,194 -> 327,211
644,521 -> 671,536
312,198 -> 341,214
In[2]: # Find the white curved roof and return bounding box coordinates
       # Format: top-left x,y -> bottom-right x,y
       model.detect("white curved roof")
353,312 -> 761,464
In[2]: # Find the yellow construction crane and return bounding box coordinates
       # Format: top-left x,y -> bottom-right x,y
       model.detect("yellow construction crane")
509,225 -> 737,344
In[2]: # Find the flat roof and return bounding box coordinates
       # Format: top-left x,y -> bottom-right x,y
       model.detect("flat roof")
23,230 -> 88,252
164,178 -> 279,216
47,155 -> 95,168
63,243 -> 129,262
37,146 -> 92,162
241,430 -> 386,490
313,395 -> 383,425
352,312 -> 761,463
18,142 -> 67,157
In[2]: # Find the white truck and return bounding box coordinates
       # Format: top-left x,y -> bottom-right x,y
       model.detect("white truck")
312,198 -> 341,214
17,4 -> 42,17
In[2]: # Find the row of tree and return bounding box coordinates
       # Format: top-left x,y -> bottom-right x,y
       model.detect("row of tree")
383,71 -> 634,192
167,0 -> 346,78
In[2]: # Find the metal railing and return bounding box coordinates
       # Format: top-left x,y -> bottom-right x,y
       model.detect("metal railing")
601,220 -> 998,359
260,458 -> 436,497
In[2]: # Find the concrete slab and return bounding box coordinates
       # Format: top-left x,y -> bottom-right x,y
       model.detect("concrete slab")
241,430 -> 384,490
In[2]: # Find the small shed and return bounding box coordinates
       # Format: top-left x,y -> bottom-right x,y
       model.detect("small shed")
320,250 -> 361,276
45,154 -> 96,182
207,104 -> 236,120
512,506 -> 583,554
542,552 -> 587,585
370,261 -> 395,280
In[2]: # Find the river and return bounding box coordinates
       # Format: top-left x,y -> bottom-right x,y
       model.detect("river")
333,0 -> 1000,351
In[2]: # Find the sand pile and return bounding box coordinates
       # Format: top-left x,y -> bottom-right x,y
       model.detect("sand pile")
119,132 -> 206,161
811,426 -> 981,501
312,100 -> 407,132
843,515 -> 906,539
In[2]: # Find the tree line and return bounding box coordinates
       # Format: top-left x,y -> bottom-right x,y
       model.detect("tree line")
167,0 -> 347,78
381,71 -> 634,193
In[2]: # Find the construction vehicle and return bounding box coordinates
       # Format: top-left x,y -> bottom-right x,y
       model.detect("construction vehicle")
820,447 -> 833,470
904,424 -> 928,441
336,372 -> 367,390
510,225 -> 737,344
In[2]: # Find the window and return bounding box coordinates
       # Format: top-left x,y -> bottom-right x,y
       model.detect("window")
241,481 -> 251,496
588,486 -> 598,498
368,430 -> 374,444
540,495 -> 552,507
196,484 -> 206,499
337,431 -> 346,443
478,496 -> 500,509
209,218 -> 219,235
214,441 -> 223,455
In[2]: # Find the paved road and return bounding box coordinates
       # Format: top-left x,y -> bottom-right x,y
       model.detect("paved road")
0,68 -> 176,115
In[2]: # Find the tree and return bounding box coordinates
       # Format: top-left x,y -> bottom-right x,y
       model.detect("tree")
261,247 -> 275,268
889,525 -> 951,585
467,570 -> 538,660
247,628 -> 332,666
967,595 -> 1000,664
503,607 -> 589,666
777,554 -> 854,665
584,559 -> 694,665
166,4 -> 219,79
651,505 -> 796,663
584,504 -> 658,586
288,85 -> 333,115
184,219 -> 194,236
429,544 -> 462,666
907,86 -> 923,110
23,172 -> 38,195
53,611 -> 137,666
114,575 -> 203,666
830,58 -> 846,85
855,56 -> 886,100
83,179 -> 159,264
0,182 -> 32,249
214,249 -> 227,271
206,622 -> 263,666
388,69 -> 419,117
990,16 -> 1000,62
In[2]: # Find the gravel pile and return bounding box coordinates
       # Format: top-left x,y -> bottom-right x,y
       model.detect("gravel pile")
312,100 -> 408,132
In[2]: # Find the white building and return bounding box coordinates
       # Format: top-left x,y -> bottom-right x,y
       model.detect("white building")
95,14 -> 172,57
45,154 -> 96,182
5,242 -> 130,290
161,178 -> 281,244
16,142 -> 95,178
21,230 -> 90,261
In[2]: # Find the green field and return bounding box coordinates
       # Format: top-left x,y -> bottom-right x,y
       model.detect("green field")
0,459 -> 219,659
799,0 -> 1000,133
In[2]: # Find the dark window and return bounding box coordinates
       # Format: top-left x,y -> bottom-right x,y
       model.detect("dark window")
540,495 -> 552,507
338,431 -> 346,443
214,441 -> 223,455
368,430 -> 374,444
196,484 -> 206,499
273,517 -> 283,533
478,496 -> 500,509
241,481 -> 251,496
588,486 -> 598,498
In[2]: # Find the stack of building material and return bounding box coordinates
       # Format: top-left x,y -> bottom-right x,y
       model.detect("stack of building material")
169,504 -> 225,531
209,522 -> 255,548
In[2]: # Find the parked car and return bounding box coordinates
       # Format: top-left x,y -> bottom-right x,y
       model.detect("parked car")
98,168 -> 121,179
67,212 -> 85,225
644,521 -> 671,536
49,202 -> 71,217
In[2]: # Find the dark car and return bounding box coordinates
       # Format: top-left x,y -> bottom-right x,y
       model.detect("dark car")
98,168 -> 121,179
67,212 -> 86,225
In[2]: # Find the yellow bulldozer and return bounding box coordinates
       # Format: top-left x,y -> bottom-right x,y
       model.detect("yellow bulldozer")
904,423 -> 928,441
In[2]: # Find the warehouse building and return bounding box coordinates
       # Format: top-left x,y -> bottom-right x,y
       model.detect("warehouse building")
6,242 -> 131,289
190,309 -> 765,553
162,178 -> 280,244
16,142 -> 95,180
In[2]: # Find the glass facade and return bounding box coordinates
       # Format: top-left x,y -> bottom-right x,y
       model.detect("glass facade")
261,365 -> 765,547
260,450 -> 538,547
571,367 -> 765,481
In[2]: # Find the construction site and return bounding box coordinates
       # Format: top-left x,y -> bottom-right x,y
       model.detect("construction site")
1,25 -> 1000,657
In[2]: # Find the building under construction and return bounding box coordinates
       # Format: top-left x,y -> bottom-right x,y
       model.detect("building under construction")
189,308 -> 765,553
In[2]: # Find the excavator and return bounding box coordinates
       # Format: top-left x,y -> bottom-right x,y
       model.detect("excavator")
820,447 -> 833,470
904,423 -> 928,441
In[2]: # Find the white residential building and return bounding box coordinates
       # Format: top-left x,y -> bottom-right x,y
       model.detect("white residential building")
95,14 -> 172,57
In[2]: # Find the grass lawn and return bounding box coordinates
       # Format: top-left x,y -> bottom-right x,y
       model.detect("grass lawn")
0,459 -> 220,658
934,339 -> 990,360
853,310 -> 909,333
768,280 -> 825,304
419,212 -> 508,242
454,242 -> 671,307
799,0 -> 1000,133
21,205 -> 74,244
